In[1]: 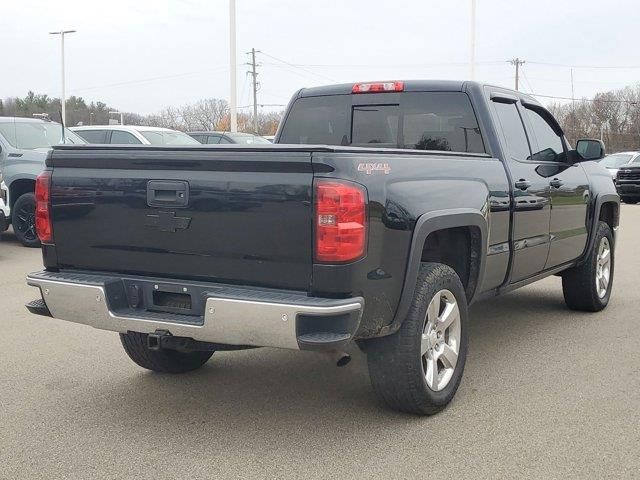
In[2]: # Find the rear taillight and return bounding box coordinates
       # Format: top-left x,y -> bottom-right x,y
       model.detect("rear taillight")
352,81 -> 404,94
315,180 -> 367,263
35,171 -> 53,244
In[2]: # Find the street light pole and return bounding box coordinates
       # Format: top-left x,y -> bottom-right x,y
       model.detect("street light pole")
229,0 -> 238,132
49,30 -> 76,126
470,0 -> 476,80
109,111 -> 124,125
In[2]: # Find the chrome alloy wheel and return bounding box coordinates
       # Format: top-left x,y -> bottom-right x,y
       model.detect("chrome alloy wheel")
421,289 -> 461,391
596,236 -> 612,299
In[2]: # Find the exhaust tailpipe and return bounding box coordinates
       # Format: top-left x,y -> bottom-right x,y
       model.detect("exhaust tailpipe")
335,352 -> 351,367
319,350 -> 351,367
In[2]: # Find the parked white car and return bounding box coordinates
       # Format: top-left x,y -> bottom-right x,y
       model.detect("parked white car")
70,125 -> 200,145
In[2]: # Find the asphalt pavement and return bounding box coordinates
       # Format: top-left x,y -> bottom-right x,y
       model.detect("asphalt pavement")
1,206 -> 639,479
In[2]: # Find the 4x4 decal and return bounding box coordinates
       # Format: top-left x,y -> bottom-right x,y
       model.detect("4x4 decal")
357,162 -> 391,175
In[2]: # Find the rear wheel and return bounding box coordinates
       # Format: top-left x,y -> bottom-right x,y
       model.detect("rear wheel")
367,263 -> 468,415
562,221 -> 614,311
120,332 -> 214,373
622,197 -> 638,204
12,193 -> 40,247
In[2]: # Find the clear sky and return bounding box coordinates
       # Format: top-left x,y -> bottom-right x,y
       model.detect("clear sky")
2,0 -> 639,114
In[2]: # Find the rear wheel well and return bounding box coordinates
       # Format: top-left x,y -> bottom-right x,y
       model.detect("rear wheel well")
420,226 -> 482,301
9,179 -> 36,210
599,202 -> 619,230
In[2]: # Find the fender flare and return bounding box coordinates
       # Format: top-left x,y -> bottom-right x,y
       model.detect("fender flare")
380,208 -> 488,337
6,175 -> 38,210
578,193 -> 620,266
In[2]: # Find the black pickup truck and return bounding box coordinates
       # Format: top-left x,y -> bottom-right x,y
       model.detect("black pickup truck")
26,81 -> 618,415
615,164 -> 640,203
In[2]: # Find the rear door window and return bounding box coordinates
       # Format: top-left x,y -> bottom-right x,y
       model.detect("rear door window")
492,102 -> 532,161
110,130 -> 142,144
75,129 -> 106,144
401,92 -> 484,153
280,95 -> 350,145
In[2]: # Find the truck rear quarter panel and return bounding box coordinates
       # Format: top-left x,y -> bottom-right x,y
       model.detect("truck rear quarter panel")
311,151 -> 510,337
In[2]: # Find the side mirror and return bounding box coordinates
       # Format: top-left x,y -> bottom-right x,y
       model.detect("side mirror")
575,138 -> 606,161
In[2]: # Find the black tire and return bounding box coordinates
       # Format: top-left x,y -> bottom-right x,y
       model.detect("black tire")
12,193 -> 41,248
120,332 -> 214,373
366,263 -> 469,415
622,197 -> 638,204
562,221 -> 614,312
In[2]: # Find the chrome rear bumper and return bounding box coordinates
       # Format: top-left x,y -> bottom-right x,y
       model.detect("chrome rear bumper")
27,271 -> 363,351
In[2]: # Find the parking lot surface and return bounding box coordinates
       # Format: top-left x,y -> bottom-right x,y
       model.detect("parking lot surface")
1,206 -> 639,479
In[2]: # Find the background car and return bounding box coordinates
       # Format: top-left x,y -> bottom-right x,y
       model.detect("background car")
0,116 -> 86,246
71,125 -> 200,145
187,131 -> 271,145
599,151 -> 640,180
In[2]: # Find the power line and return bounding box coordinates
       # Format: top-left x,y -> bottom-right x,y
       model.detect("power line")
260,60 -> 504,69
261,62 -> 337,84
527,61 -> 640,69
259,51 -> 338,83
530,93 -> 639,104
520,69 -> 536,95
70,67 -> 228,93
237,103 -> 286,109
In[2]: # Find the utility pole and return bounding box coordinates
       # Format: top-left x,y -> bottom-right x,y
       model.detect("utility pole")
229,0 -> 237,132
508,58 -> 525,90
246,48 -> 260,134
470,0 -> 476,80
49,29 -> 76,127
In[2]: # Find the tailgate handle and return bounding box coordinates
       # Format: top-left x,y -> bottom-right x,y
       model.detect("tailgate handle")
147,181 -> 189,208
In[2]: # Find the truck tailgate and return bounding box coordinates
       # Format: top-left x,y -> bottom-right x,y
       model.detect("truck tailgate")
48,147 -> 314,290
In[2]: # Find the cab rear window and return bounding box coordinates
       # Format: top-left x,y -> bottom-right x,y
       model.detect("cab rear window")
279,92 -> 485,153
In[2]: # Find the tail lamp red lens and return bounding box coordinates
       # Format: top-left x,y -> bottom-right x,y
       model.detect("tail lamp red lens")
315,180 -> 367,263
352,81 -> 404,94
35,170 -> 53,244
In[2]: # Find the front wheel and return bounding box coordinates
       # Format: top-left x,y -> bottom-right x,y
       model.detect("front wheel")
366,263 -> 468,415
622,197 -> 638,204
12,193 -> 40,248
562,221 -> 614,311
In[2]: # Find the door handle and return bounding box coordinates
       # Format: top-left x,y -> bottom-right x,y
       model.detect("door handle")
514,179 -> 531,191
147,180 -> 189,207
550,178 -> 564,188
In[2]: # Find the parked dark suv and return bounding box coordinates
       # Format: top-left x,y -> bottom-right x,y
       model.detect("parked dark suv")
616,165 -> 640,203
